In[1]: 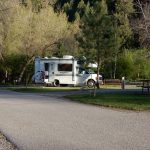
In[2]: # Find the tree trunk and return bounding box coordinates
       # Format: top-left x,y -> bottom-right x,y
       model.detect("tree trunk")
96,57 -> 101,89
18,56 -> 35,83
93,56 -> 101,97
113,55 -> 117,79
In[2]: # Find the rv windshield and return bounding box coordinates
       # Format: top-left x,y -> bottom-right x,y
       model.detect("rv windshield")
87,69 -> 95,74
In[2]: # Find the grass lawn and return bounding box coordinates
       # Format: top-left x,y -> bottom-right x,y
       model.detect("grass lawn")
66,93 -> 150,111
9,87 -> 80,93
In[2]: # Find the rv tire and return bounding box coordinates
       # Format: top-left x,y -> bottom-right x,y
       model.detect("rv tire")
53,80 -> 60,87
87,79 -> 95,88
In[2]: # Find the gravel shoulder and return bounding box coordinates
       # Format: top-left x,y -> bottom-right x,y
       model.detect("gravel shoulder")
0,132 -> 17,150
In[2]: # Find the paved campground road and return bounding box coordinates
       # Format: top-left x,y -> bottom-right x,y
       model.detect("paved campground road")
0,89 -> 150,150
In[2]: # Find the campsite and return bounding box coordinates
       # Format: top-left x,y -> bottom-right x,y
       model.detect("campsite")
0,0 -> 150,150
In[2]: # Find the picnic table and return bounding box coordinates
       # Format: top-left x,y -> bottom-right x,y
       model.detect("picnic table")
139,79 -> 150,93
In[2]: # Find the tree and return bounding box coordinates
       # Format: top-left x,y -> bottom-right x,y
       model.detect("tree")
133,0 -> 150,53
0,0 -> 19,60
20,0 -> 57,12
5,2 -> 69,82
0,0 -> 20,82
116,49 -> 150,79
77,0 -> 115,88
117,50 -> 134,79
111,0 -> 134,79
55,0 -> 100,21
54,20 -> 80,57
133,49 -> 150,79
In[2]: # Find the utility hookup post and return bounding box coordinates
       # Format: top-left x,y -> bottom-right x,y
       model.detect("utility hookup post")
121,76 -> 125,90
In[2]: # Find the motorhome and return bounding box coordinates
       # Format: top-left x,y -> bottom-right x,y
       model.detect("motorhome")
32,55 -> 102,87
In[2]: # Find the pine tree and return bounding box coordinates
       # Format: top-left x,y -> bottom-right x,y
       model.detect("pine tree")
111,0 -> 134,79
78,0 -> 115,88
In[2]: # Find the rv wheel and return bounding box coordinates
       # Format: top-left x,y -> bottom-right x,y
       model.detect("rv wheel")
87,79 -> 95,88
53,80 -> 60,87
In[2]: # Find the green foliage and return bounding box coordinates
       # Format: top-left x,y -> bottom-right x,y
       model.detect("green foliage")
31,0 -> 42,12
0,0 -> 149,85
115,49 -> 150,79
5,54 -> 26,78
102,0 -> 134,79
110,0 -> 133,53
132,49 -> 150,79
21,0 -> 56,11
78,0 -> 115,64
0,1 -> 72,83
6,6 -> 69,56
117,50 -> 134,79
0,54 -> 28,83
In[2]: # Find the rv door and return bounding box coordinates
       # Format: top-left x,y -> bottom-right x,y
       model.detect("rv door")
48,63 -> 55,82
44,63 -> 55,83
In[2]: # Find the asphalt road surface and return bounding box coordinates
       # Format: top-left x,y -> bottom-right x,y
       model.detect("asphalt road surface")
0,90 -> 150,150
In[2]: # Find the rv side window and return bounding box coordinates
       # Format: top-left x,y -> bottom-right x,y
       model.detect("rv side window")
44,63 -> 49,71
58,64 -> 72,71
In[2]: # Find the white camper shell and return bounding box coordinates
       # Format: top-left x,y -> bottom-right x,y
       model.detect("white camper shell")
33,55 -> 102,87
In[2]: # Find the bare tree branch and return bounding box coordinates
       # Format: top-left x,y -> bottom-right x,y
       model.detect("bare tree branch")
132,0 -> 150,49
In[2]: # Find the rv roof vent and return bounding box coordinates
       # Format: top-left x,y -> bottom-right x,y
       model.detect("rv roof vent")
63,55 -> 74,59
88,63 -> 97,68
51,57 -> 58,59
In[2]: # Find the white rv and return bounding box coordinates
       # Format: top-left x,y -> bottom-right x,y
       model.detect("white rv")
32,55 -> 102,87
